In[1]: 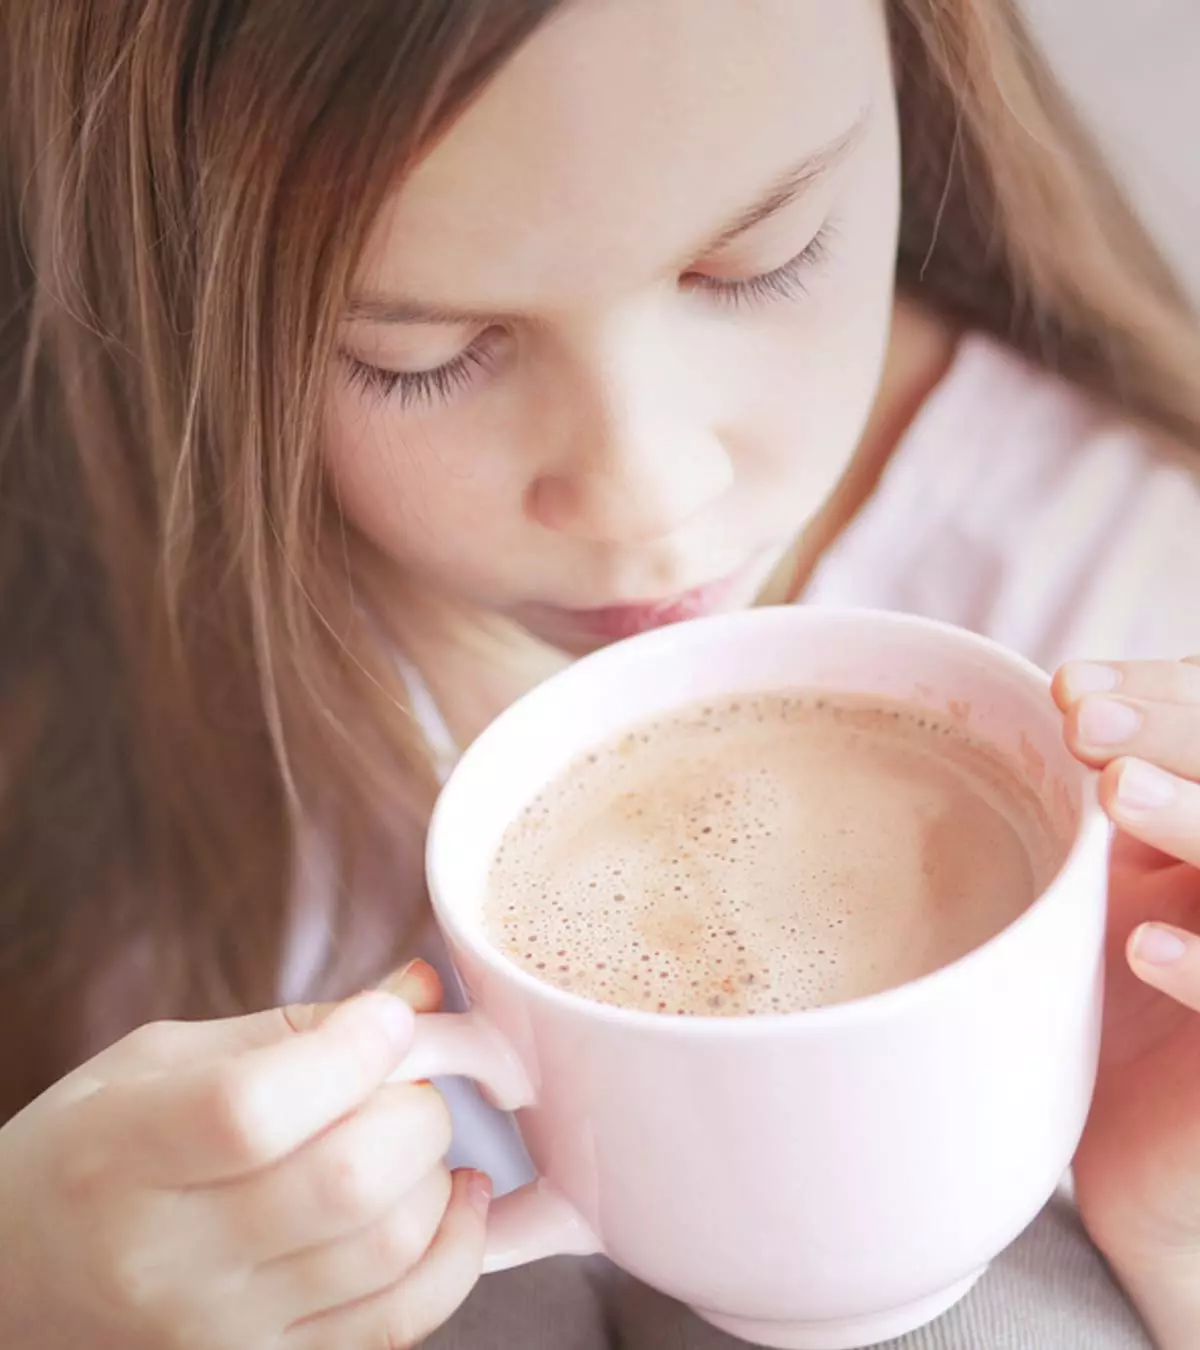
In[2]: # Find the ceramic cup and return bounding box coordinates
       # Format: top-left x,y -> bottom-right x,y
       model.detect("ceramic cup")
391,606 -> 1109,1349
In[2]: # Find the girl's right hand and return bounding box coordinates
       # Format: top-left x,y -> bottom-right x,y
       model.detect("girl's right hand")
0,961 -> 490,1350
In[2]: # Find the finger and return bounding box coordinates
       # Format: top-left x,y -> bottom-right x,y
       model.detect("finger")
98,961 -> 443,1083
285,1169 -> 491,1350
92,992 -> 415,1186
1062,693 -> 1200,779
378,959 -> 445,1015
1128,923 -> 1200,1014
1111,829 -> 1180,876
90,1005 -> 338,1081
94,1000 -> 373,1085
1053,657 -> 1200,710
1099,759 -> 1200,871
211,1082 -> 453,1261
259,1166 -> 452,1323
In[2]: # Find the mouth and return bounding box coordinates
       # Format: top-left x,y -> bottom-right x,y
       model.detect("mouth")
552,560 -> 768,643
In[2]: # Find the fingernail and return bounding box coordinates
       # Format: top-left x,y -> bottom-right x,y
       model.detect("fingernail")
467,1170 -> 493,1213
1063,662 -> 1121,696
380,960 -> 436,1006
1116,759 -> 1177,811
1132,923 -> 1189,967
1077,696 -> 1142,747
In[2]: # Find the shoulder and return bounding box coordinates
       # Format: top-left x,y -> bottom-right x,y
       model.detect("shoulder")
811,333 -> 1200,669
949,337 -> 1200,667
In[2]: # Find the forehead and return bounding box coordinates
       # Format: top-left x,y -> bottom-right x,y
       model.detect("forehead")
356,0 -> 889,310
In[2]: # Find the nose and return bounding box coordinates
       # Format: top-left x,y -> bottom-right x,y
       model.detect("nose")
529,319 -> 734,546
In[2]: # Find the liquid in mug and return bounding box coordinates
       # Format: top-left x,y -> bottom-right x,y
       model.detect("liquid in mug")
485,691 -> 1064,1015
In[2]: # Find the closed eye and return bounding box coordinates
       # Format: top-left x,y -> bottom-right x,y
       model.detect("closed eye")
340,327 -> 504,409
685,222 -> 835,309
341,224 -> 836,409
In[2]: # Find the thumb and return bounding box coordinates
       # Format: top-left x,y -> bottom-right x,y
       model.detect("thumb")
376,959 -> 445,1015
284,959 -> 444,1032
98,960 -> 442,1079
284,959 -> 444,1035
189,957 -> 444,1055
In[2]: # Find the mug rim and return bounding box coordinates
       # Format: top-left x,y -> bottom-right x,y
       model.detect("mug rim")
425,606 -> 1107,1038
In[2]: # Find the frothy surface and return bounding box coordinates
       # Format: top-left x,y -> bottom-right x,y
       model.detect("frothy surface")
485,692 -> 1064,1016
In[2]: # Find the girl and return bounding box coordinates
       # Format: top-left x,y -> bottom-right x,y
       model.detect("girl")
1,2 -> 1199,1347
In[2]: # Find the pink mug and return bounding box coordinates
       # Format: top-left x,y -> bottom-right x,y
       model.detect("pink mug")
391,606 -> 1109,1349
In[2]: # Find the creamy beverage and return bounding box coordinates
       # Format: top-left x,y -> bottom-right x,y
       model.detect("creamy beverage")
485,691 -> 1064,1015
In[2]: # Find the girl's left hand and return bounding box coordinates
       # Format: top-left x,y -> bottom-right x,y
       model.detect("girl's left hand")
1054,657 -> 1200,1342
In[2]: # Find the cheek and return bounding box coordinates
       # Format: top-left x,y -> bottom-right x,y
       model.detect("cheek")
737,251 -> 896,506
741,149 -> 899,497
322,392 -> 512,565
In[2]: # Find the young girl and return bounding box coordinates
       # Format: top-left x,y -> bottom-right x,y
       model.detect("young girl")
2,1 -> 1199,1347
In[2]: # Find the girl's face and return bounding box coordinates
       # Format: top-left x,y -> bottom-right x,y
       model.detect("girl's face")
326,0 -> 899,654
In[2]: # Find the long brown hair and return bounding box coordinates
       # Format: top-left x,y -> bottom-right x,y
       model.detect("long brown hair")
1,0 -> 1197,1118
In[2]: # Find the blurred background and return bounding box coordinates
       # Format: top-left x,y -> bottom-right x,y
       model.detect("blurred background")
1023,0 -> 1200,303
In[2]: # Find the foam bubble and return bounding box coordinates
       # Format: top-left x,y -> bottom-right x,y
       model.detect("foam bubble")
485,690 -> 1064,1016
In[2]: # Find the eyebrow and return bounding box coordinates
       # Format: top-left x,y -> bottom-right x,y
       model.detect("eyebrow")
695,110 -> 869,257
344,109 -> 869,328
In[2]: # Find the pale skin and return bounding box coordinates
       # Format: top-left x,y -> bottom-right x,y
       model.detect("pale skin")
0,962 -> 490,1349
1,2 -> 1199,1347
1055,659 -> 1200,1347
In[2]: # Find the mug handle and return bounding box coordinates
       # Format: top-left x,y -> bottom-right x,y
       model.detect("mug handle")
387,1011 -> 602,1272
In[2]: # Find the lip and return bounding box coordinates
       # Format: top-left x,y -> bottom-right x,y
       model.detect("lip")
560,566 -> 758,642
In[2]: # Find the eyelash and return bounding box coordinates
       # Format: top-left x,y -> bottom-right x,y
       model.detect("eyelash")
686,223 -> 835,309
342,336 -> 499,410
342,222 -> 835,408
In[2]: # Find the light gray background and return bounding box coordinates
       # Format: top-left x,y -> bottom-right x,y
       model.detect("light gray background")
1023,0 -> 1200,302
